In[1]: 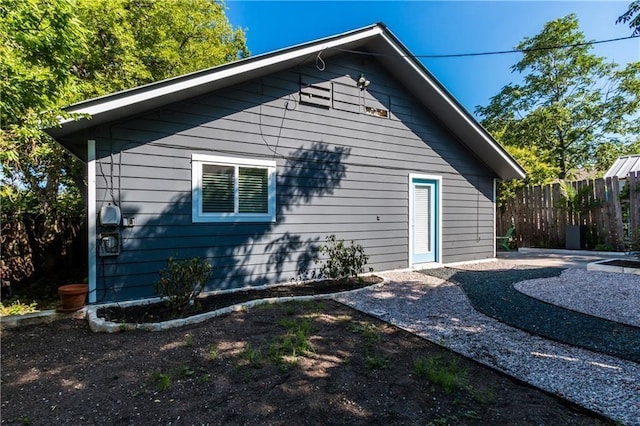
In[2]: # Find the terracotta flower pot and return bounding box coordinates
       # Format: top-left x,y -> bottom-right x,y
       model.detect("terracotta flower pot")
57,284 -> 89,312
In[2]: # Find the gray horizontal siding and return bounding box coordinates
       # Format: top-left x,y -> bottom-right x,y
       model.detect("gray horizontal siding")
91,53 -> 497,301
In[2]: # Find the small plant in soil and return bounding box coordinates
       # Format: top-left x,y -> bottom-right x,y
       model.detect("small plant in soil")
184,333 -> 193,347
209,344 -> 219,360
150,372 -> 172,392
154,257 -> 212,316
178,365 -> 195,377
365,353 -> 390,370
150,364 -> 199,392
197,371 -> 211,383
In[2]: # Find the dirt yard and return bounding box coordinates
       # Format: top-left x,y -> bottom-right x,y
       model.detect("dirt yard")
1,300 -> 612,425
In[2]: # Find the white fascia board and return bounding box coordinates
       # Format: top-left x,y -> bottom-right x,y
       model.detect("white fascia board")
61,27 -> 384,122
379,33 -> 525,180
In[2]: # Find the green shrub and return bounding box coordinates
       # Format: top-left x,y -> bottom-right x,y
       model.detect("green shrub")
316,234 -> 370,280
0,299 -> 38,316
154,257 -> 212,316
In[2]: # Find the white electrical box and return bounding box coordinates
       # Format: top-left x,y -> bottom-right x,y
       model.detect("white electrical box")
100,204 -> 122,227
122,217 -> 136,227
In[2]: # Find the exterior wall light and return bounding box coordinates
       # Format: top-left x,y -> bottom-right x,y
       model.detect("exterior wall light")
357,73 -> 370,90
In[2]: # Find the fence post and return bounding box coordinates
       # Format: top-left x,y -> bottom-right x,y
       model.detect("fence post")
593,178 -> 607,248
629,171 -> 640,250
606,177 -> 625,250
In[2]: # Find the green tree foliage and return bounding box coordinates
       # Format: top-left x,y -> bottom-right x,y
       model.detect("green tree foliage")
594,138 -> 640,173
1,0 -> 88,289
477,14 -> 640,183
1,0 -> 248,295
496,145 -> 559,207
617,1 -> 640,36
73,0 -> 249,98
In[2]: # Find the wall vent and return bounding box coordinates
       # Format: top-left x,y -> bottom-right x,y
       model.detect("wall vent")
299,77 -> 331,108
365,106 -> 389,118
364,90 -> 390,119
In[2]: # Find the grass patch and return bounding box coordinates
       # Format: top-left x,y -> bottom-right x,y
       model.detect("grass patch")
469,386 -> 495,404
347,321 -> 381,346
414,355 -> 468,394
240,343 -> 264,367
269,318 -> 315,368
365,353 -> 389,370
346,320 -> 393,371
282,301 -> 327,316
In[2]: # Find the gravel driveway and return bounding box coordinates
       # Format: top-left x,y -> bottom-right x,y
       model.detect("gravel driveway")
334,258 -> 640,425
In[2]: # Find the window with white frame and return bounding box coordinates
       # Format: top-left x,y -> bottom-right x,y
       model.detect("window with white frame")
192,154 -> 276,223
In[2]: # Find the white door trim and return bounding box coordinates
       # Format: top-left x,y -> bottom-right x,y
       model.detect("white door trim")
493,178 -> 498,258
408,173 -> 443,269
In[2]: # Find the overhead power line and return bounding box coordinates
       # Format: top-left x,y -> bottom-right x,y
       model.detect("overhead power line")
336,34 -> 639,59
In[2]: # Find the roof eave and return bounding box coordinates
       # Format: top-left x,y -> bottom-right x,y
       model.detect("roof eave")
45,22 -> 525,180
45,24 -> 384,140
370,31 -> 525,180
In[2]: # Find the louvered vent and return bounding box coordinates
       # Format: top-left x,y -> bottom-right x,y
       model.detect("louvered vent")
300,78 -> 331,108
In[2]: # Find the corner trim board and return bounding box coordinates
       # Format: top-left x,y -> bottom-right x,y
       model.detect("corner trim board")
493,178 -> 498,258
88,140 -> 96,303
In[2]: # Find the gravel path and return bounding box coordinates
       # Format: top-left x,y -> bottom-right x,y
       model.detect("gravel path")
422,266 -> 640,362
334,262 -> 640,425
515,268 -> 640,328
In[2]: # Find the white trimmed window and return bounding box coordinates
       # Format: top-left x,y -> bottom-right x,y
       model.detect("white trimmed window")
192,154 -> 276,223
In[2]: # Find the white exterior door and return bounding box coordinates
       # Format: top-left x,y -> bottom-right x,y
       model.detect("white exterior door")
410,175 -> 440,266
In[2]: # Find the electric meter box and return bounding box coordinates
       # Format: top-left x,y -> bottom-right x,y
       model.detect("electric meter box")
99,232 -> 120,256
100,204 -> 122,227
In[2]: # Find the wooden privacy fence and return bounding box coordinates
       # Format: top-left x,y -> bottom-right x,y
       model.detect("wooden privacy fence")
497,171 -> 640,251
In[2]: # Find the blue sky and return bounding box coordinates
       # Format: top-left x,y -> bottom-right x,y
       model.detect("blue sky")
225,1 -> 639,117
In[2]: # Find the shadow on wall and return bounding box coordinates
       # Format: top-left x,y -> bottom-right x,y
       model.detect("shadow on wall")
98,141 -> 350,301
